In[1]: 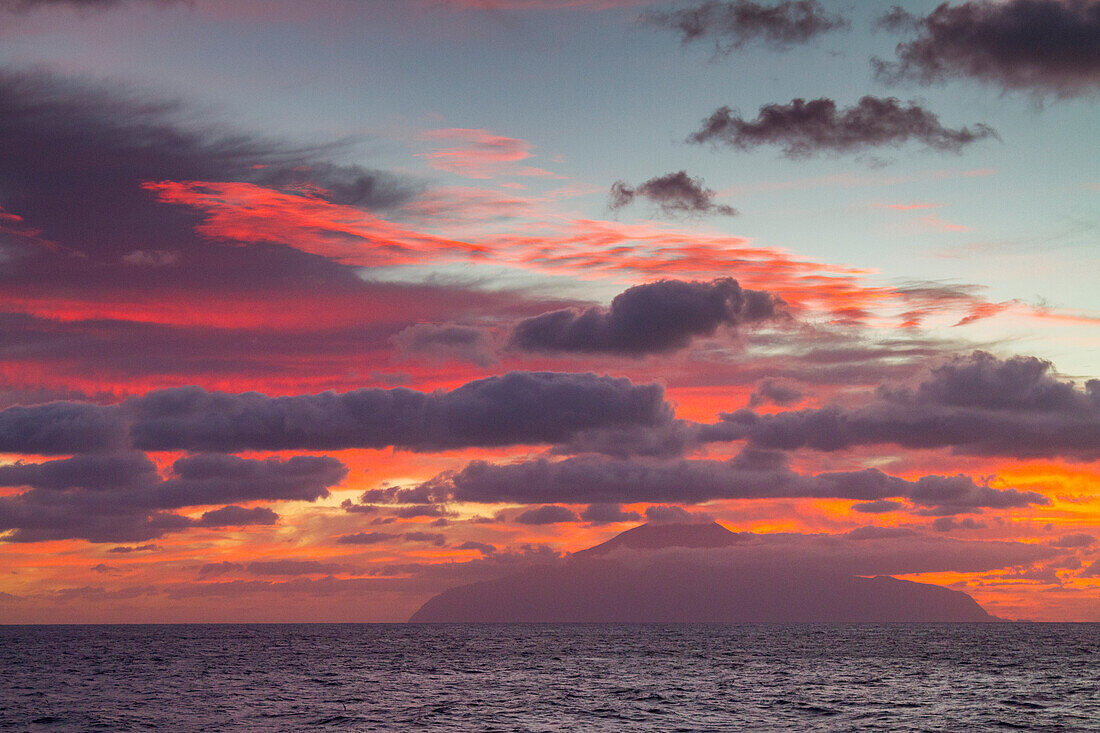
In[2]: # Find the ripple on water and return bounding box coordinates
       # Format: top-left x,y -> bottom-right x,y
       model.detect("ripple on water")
1,623 -> 1098,732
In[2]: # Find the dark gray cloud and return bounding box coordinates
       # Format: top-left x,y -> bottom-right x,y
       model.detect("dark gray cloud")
932,516 -> 986,531
582,529 -> 1054,576
512,278 -> 779,356
333,530 -> 445,546
245,560 -> 346,576
1050,533 -> 1096,548
723,351 -> 1100,460
0,453 -> 344,543
392,504 -> 453,519
455,541 -> 497,555
845,526 -> 916,540
0,69 -> 414,295
152,454 -> 347,508
748,379 -> 804,407
336,532 -> 394,545
689,96 -> 996,157
0,452 -> 156,491
514,505 -> 581,525
852,500 -> 904,513
608,171 -> 737,217
644,505 -> 713,523
390,323 -> 497,367
644,0 -> 848,51
0,70 -> 576,393
197,561 -> 241,578
402,447 -> 1045,515
125,371 -> 670,452
0,0 -> 176,9
404,531 -> 447,546
0,402 -> 124,455
550,420 -> 706,460
875,0 -> 1100,97
581,503 -> 642,524
196,505 -> 279,527
106,543 -> 158,553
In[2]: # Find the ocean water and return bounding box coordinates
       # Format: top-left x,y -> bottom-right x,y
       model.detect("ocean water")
1,623 -> 1098,732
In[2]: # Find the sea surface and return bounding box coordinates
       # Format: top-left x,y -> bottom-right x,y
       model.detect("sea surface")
1,623 -> 1098,731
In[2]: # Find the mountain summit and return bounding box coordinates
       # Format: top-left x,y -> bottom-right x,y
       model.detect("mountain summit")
574,521 -> 745,556
409,522 -> 995,623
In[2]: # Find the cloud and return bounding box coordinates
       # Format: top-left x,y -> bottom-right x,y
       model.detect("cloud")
580,503 -> 642,524
245,560 -> 345,576
511,278 -> 779,355
392,504 -> 454,519
514,505 -> 581,524
336,532 -> 395,545
0,69 -> 413,270
196,505 -> 279,527
1051,533 -> 1096,548
142,179 -> 486,269
455,541 -> 497,555
106,543 -> 158,553
403,531 -> 447,546
724,351 -> 1100,460
417,128 -> 558,179
390,323 -> 498,367
406,447 -> 1046,514
875,0 -> 1100,97
333,530 -> 446,546
608,171 -> 737,217
0,452 -> 157,491
152,454 -> 348,507
197,561 -> 241,578
0,0 -> 176,9
0,69 -> 551,394
550,420 -> 706,459
748,379 -> 804,407
589,529 -> 1056,576
123,371 -> 670,452
438,0 -> 654,9
689,96 -> 997,157
644,0 -> 848,51
0,453 -> 344,543
0,402 -> 125,455
644,505 -> 712,523
852,500 -> 903,514
932,516 -> 986,532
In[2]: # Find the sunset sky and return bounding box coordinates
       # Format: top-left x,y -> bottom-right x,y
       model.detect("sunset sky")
0,0 -> 1097,623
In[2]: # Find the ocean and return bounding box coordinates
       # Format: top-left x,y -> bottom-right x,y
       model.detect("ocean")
2,623 -> 1097,731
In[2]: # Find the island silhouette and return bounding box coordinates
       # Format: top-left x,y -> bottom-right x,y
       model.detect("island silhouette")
410,522 -> 995,622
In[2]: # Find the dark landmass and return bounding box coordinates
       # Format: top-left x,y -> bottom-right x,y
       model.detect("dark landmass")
410,522 -> 995,623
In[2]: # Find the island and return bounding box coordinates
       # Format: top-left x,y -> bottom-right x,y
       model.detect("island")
409,522 -> 995,623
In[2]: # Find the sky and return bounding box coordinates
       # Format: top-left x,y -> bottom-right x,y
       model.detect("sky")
0,0 -> 1097,623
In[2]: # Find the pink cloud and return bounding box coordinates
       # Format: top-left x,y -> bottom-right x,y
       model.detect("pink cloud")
418,128 -> 561,179
143,180 -> 489,266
